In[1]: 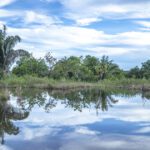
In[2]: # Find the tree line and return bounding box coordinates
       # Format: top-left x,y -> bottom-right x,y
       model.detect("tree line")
0,25 -> 150,81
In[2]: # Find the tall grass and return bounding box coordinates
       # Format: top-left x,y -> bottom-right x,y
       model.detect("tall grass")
98,78 -> 150,90
0,75 -> 150,91
0,75 -> 94,89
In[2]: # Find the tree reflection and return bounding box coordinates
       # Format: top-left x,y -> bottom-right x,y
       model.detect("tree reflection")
142,91 -> 150,100
10,88 -> 119,113
9,88 -> 150,114
49,89 -> 118,113
0,89 -> 29,145
11,88 -> 57,112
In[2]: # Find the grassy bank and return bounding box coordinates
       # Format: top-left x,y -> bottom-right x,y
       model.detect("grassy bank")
98,79 -> 150,91
0,75 -> 95,90
0,75 -> 150,91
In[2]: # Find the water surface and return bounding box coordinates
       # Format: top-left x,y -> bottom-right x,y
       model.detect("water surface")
0,88 -> 150,150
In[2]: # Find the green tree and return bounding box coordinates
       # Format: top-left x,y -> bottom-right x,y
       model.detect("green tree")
96,56 -> 123,80
83,55 -> 99,75
127,66 -> 142,79
44,52 -> 56,70
96,56 -> 111,80
141,60 -> 150,79
51,56 -> 82,80
12,56 -> 49,77
0,25 -> 29,76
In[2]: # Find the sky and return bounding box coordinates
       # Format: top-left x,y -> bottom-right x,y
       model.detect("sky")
0,0 -> 150,70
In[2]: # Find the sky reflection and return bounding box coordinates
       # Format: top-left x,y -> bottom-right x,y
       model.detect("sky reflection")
0,88 -> 150,150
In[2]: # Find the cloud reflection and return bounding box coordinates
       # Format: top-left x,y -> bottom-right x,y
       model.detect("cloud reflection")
1,88 -> 150,150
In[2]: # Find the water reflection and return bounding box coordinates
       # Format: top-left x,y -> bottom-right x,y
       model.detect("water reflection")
0,88 -> 150,150
0,89 -> 29,145
9,88 -> 120,113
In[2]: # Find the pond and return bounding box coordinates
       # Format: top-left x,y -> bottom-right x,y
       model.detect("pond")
0,88 -> 150,150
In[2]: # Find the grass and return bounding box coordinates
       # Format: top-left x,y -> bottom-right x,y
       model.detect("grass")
0,75 -> 94,90
0,75 -> 150,91
97,78 -> 150,91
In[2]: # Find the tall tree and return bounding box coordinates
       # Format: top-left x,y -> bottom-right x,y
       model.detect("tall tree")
97,56 -> 113,80
0,25 -> 29,75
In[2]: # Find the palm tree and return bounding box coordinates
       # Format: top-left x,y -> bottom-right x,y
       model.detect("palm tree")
97,56 -> 113,80
0,25 -> 29,75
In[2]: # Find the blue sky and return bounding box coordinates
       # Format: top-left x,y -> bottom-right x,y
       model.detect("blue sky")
0,0 -> 150,69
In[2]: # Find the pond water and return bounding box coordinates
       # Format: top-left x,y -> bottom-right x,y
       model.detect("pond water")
0,88 -> 150,150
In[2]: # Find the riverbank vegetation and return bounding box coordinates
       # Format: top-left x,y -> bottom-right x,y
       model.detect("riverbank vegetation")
0,25 -> 150,90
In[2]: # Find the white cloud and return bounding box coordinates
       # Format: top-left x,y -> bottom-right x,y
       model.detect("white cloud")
0,0 -> 16,8
136,21 -> 150,28
23,126 -> 60,140
86,47 -> 135,56
6,24 -> 150,59
0,20 -> 6,26
0,9 -> 19,17
135,127 -> 150,134
24,11 -> 61,25
76,18 -> 101,26
116,31 -> 150,46
59,0 -> 150,22
75,127 -> 100,135
59,133 -> 150,150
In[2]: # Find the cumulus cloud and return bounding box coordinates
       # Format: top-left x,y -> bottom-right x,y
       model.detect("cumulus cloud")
24,11 -> 62,25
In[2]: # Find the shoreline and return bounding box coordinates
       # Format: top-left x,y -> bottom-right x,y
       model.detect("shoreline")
0,76 -> 150,91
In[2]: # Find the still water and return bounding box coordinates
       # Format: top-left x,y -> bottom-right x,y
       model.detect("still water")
0,88 -> 150,150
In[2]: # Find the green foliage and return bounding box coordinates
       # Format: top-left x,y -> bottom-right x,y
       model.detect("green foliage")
126,60 -> 150,79
127,66 -> 142,79
44,52 -> 56,70
96,56 -> 124,80
0,25 -> 29,74
9,54 -> 150,82
141,60 -> 150,79
83,55 -> 99,75
0,68 -> 4,79
12,56 -> 49,77
50,55 -> 124,81
51,56 -> 81,80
